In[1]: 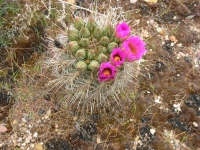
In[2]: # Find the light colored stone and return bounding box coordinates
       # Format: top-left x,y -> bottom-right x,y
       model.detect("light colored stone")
18,137 -> 23,142
150,129 -> 156,135
45,115 -> 49,119
27,135 -> 32,140
25,138 -> 30,143
193,122 -> 198,127
30,144 -> 35,148
46,109 -> 51,116
21,118 -> 27,123
130,0 -> 137,4
169,36 -> 177,42
97,137 -> 101,143
13,120 -> 18,125
0,125 -> 7,133
33,132 -> 38,138
35,144 -> 43,150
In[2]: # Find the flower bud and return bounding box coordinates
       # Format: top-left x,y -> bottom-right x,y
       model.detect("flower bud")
68,29 -> 79,41
107,42 -> 118,53
87,49 -> 96,59
102,24 -> 114,37
98,45 -> 107,53
98,53 -> 108,63
75,60 -> 88,72
88,60 -> 100,72
100,36 -> 109,47
79,27 -> 90,38
75,49 -> 86,60
74,17 -> 84,30
86,18 -> 96,33
93,27 -> 102,40
80,38 -> 90,47
68,41 -> 80,53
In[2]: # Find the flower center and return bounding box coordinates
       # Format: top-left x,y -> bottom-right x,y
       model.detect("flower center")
102,68 -> 111,76
128,43 -> 137,54
114,55 -> 121,62
121,25 -> 127,31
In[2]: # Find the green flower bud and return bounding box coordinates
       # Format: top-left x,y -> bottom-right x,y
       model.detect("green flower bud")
74,17 -> 84,30
88,60 -> 100,72
98,53 -> 108,63
68,41 -> 80,53
68,29 -> 79,41
80,38 -> 90,47
102,24 -> 114,37
100,36 -> 109,47
79,27 -> 90,38
75,49 -> 86,60
107,42 -> 118,53
98,45 -> 107,53
75,60 -> 88,72
87,49 -> 96,59
93,27 -> 102,40
86,18 -> 96,33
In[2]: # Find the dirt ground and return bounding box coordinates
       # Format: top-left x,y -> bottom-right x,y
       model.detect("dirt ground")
0,0 -> 200,150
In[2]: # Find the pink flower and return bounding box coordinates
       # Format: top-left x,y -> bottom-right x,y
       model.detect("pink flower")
116,22 -> 131,39
98,62 -> 117,82
122,36 -> 147,61
110,48 -> 126,67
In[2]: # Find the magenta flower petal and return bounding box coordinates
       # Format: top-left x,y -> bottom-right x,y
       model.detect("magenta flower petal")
110,48 -> 126,67
122,36 -> 147,62
98,62 -> 117,82
116,22 -> 131,39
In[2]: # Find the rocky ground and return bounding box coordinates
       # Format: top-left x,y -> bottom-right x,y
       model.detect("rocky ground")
0,0 -> 200,150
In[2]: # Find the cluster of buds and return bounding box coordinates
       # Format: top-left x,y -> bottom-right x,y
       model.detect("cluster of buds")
68,18 -> 147,82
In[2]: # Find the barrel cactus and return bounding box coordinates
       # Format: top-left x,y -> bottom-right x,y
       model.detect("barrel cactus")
43,11 -> 147,113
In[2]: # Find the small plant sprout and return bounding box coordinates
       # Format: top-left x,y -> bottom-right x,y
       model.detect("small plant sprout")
43,9 -> 147,113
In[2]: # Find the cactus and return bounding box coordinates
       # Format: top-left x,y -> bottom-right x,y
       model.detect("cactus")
75,60 -> 88,72
68,29 -> 79,41
68,41 -> 80,53
75,49 -> 86,60
44,11 -> 147,113
74,17 -> 84,30
80,38 -> 90,47
88,60 -> 100,71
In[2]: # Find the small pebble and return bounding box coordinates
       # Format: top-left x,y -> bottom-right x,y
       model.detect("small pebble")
156,27 -> 162,32
21,118 -> 27,123
0,125 -> 7,133
150,129 -> 156,135
21,143 -> 26,146
30,144 -> 35,148
35,144 -> 43,150
193,122 -> 198,127
44,115 -> 49,119
46,109 -> 51,116
27,135 -> 32,140
169,36 -> 177,43
55,124 -> 58,129
177,43 -> 182,47
25,138 -> 30,143
130,0 -> 137,4
17,137 -> 23,142
13,120 -> 18,125
33,132 -> 38,138
97,137 -> 101,143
